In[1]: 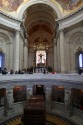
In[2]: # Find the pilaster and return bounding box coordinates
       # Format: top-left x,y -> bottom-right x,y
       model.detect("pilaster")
24,39 -> 28,69
4,89 -> 13,116
64,89 -> 73,116
59,29 -> 65,73
46,87 -> 52,111
54,38 -> 57,72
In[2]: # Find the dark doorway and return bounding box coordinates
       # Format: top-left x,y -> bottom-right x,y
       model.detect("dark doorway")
0,88 -> 6,107
33,85 -> 45,98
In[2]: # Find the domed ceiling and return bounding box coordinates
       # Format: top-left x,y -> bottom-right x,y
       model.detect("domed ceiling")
0,0 -> 82,13
56,0 -> 82,10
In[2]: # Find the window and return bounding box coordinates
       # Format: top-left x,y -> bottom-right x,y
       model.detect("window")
79,53 -> 83,68
0,55 -> 2,67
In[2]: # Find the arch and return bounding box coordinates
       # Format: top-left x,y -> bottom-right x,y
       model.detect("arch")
0,30 -> 12,44
65,27 -> 83,44
75,49 -> 83,67
66,30 -> 83,73
0,31 -> 12,71
29,31 -> 52,44
17,0 -> 62,19
69,32 -> 83,44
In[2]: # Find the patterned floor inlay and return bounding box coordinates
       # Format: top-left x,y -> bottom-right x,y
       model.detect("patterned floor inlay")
1,113 -> 75,125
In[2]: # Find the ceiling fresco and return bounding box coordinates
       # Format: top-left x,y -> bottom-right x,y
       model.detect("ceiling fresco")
55,0 -> 82,10
0,0 -> 23,12
0,0 -> 82,12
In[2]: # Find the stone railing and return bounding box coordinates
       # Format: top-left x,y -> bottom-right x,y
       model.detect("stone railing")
0,101 -> 26,124
0,100 -> 83,125
46,101 -> 83,125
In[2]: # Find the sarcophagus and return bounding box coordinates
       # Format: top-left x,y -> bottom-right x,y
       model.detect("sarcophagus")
22,95 -> 46,125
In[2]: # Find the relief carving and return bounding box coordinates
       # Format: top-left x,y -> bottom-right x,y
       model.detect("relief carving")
70,32 -> 83,47
0,37 -> 5,49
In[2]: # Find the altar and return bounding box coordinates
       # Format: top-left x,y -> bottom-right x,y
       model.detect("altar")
37,63 -> 45,67
36,52 -> 46,67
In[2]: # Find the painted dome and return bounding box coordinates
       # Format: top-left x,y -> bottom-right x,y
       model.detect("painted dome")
0,0 -> 82,12
0,0 -> 23,12
56,0 -> 82,10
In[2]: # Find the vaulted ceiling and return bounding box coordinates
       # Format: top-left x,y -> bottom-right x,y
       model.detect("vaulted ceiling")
24,4 -> 57,50
0,0 -> 83,50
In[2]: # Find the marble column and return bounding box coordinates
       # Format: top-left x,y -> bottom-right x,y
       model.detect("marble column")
24,39 -> 28,69
46,87 -> 52,111
64,89 -> 73,116
54,38 -> 57,72
14,31 -> 20,72
59,29 -> 65,73
6,89 -> 13,109
26,87 -> 32,100
46,87 -> 51,102
4,89 -> 13,116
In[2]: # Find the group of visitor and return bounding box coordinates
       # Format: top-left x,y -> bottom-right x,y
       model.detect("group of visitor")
0,67 -> 48,75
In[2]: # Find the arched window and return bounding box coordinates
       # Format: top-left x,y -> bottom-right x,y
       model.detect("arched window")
0,55 -> 2,67
0,52 -> 5,69
79,53 -> 83,68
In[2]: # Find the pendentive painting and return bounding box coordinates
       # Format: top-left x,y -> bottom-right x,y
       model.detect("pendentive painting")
0,0 -> 24,12
56,0 -> 82,10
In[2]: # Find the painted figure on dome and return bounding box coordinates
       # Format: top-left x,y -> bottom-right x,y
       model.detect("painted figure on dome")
0,0 -> 23,12
0,0 -> 82,12
56,0 -> 82,10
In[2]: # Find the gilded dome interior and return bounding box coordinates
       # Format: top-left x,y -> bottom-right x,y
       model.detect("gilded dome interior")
0,0 -> 83,13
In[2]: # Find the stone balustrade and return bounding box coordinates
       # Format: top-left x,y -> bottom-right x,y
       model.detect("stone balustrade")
0,74 -> 83,124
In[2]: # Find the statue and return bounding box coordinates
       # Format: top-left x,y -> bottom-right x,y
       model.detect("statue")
38,53 -> 44,64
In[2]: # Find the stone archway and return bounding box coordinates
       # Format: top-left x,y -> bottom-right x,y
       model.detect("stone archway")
75,49 -> 83,73
17,0 -> 62,20
0,32 -> 12,71
66,31 -> 83,73
21,2 -> 58,71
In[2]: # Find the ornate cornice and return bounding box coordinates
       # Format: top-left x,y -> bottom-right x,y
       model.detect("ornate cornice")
0,10 -> 21,22
58,6 -> 83,30
0,11 -> 22,31
57,5 -> 83,21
